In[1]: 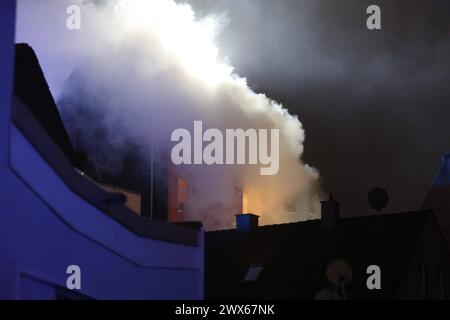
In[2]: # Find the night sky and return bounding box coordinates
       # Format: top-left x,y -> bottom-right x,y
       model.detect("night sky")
186,0 -> 450,216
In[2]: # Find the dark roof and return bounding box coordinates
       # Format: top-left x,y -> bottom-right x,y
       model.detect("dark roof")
14,43 -> 76,164
205,211 -> 430,300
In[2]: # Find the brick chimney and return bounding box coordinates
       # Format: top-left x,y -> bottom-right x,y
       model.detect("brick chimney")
321,192 -> 340,229
236,213 -> 259,230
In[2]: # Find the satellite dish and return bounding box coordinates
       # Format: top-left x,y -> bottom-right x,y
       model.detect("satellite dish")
326,259 -> 352,286
368,187 -> 389,212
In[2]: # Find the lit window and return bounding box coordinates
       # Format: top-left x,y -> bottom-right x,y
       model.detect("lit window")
243,264 -> 264,282
177,177 -> 187,213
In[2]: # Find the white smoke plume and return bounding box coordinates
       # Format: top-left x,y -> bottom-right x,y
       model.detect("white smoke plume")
16,0 -> 321,230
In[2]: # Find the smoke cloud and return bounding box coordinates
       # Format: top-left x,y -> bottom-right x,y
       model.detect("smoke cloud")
184,0 -> 450,216
15,0 -> 321,230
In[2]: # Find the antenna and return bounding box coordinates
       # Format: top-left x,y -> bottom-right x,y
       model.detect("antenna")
150,127 -> 154,219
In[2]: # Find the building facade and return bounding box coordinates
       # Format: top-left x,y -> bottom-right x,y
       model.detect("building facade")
0,5 -> 203,299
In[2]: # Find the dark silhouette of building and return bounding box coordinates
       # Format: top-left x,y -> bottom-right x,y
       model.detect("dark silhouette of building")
14,43 -> 76,164
57,66 -> 188,222
205,194 -> 450,300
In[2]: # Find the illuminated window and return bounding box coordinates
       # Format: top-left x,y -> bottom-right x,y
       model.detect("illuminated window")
243,264 -> 264,282
177,177 -> 187,213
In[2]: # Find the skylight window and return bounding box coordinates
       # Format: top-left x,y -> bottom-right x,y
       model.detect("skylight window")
243,264 -> 264,282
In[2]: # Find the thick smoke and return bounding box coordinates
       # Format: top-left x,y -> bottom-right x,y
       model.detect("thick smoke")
15,0 -> 321,229
184,0 -> 450,216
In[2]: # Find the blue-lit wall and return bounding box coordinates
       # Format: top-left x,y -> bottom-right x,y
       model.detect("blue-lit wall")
0,1 -> 204,300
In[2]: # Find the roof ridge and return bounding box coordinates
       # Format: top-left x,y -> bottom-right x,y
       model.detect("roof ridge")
206,210 -> 432,233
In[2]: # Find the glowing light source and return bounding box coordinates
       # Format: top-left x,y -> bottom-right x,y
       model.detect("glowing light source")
242,192 -> 248,213
114,0 -> 233,86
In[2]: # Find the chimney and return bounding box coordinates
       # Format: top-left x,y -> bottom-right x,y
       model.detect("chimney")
321,192 -> 340,229
236,213 -> 259,230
